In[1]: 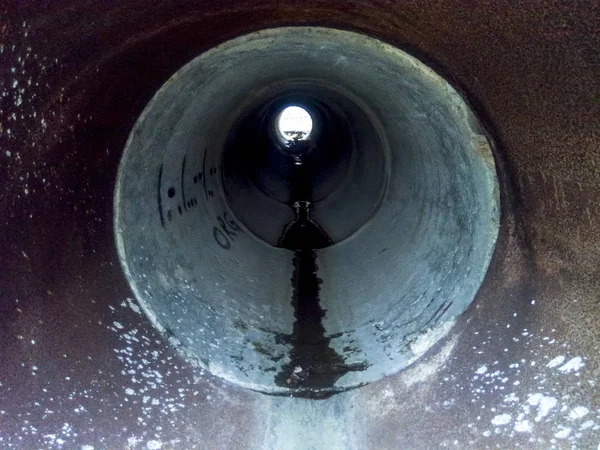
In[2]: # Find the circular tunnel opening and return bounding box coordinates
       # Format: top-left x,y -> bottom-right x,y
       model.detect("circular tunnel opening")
114,27 -> 499,398
221,85 -> 386,247
276,105 -> 313,143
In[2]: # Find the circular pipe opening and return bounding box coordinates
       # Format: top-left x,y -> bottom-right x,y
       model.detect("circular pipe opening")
221,86 -> 385,247
114,27 -> 499,398
276,105 -> 314,144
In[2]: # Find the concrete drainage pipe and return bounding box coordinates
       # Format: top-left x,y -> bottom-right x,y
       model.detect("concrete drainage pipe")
1,3 -> 598,449
114,27 -> 498,398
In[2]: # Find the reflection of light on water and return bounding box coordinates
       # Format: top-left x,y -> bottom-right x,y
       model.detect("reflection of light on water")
277,106 -> 313,141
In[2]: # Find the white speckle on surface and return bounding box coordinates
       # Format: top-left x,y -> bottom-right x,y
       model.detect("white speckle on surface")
546,355 -> 565,368
514,419 -> 532,433
475,365 -> 488,375
125,388 -> 135,395
146,440 -> 162,449
31,339 -> 35,344
81,446 -> 94,450
568,406 -> 589,420
557,356 -> 584,373
527,393 -> 557,421
531,300 -> 535,305
126,297 -> 142,314
113,321 -> 124,329
580,420 -> 595,430
491,413 -> 511,426
554,427 -> 571,438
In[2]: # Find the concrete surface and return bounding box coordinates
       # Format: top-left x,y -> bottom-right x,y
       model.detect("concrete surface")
114,27 -> 498,397
0,1 -> 599,449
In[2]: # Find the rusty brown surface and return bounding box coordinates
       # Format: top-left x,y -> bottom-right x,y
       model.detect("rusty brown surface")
1,1 -> 599,448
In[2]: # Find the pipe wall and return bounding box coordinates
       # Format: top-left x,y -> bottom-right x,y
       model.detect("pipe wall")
1,2 -> 598,449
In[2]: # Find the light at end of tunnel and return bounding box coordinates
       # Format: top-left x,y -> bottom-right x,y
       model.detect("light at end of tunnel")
277,105 -> 313,143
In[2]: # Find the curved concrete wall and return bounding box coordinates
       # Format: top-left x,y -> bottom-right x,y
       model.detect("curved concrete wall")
1,2 -> 598,449
114,27 -> 498,397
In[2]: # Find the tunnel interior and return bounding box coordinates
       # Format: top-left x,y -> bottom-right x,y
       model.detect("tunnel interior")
2,3 -> 599,449
114,28 -> 499,398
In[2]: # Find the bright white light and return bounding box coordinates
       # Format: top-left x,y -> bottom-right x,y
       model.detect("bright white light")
277,106 -> 313,142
